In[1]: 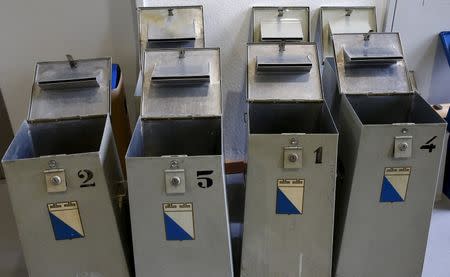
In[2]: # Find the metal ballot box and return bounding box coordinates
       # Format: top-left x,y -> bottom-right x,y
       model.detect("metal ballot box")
329,33 -> 447,277
1,58 -> 131,277
318,6 -> 376,61
241,43 -> 338,277
126,48 -> 233,277
134,5 -> 204,99
251,7 -> 310,42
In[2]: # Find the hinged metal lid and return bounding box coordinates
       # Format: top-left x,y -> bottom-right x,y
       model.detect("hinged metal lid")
252,7 -> 310,42
248,43 -> 322,102
142,48 -> 221,118
138,6 -> 204,59
333,33 -> 411,95
320,6 -> 377,60
28,57 -> 111,122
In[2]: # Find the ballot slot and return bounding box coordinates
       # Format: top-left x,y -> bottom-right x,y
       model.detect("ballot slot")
151,62 -> 210,85
256,54 -> 312,72
252,6 -> 310,42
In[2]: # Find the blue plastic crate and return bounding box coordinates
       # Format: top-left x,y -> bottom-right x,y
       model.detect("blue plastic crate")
439,31 -> 450,67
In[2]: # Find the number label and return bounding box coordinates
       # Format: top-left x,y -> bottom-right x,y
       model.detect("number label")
314,147 -> 323,164
78,170 -> 95,188
197,170 -> 214,188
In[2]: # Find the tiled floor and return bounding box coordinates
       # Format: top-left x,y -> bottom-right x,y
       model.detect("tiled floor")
1,179 -> 450,277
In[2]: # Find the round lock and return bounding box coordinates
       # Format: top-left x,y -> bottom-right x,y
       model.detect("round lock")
288,153 -> 299,163
51,175 -> 62,185
399,142 -> 408,152
170,176 -> 181,186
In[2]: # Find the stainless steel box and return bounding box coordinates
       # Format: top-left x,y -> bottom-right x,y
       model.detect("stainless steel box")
252,7 -> 310,43
241,43 -> 338,277
329,33 -> 447,277
1,58 -> 131,277
126,48 -> 233,277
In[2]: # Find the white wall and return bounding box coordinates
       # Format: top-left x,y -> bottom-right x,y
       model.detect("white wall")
0,0 -> 139,132
0,0 -> 387,160
386,0 -> 450,104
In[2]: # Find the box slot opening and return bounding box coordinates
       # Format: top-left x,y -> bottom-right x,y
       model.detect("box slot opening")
129,118 -> 222,157
249,102 -> 337,134
3,117 -> 106,160
347,94 -> 445,125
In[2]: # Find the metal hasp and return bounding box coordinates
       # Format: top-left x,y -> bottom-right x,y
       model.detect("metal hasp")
328,33 -> 447,277
241,43 -> 338,277
126,48 -> 233,277
252,7 -> 310,42
1,58 -> 131,277
319,6 -> 377,60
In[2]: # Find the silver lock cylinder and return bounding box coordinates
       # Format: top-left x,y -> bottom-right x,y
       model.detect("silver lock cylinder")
44,168 -> 67,193
394,136 -> 413,159
283,146 -> 303,169
165,169 -> 186,194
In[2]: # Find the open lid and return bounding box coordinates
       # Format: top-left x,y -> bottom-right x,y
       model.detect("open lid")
28,57 -> 111,122
440,31 -> 450,67
252,7 -> 310,42
248,43 -> 322,102
320,6 -> 377,60
138,6 -> 204,63
142,48 -> 221,119
332,32 -> 411,95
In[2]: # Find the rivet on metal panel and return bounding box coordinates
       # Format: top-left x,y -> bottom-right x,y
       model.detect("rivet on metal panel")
48,160 -> 57,169
290,137 -> 298,145
170,160 -> 179,169
401,128 -> 408,134
278,8 -> 284,17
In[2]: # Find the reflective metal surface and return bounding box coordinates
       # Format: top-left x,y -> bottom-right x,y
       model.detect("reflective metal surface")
320,6 -> 377,59
248,43 -> 322,101
252,7 -> 310,42
138,6 -> 204,64
29,58 -> 111,121
142,48 -> 221,118
332,33 -> 411,95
